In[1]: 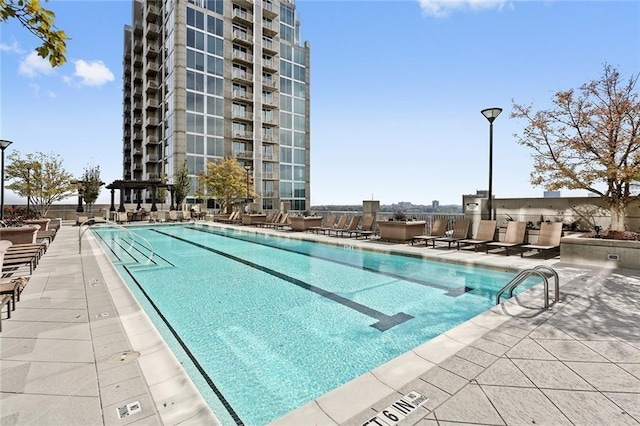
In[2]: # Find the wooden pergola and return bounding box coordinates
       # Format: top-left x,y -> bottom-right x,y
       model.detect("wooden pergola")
105,180 -> 175,212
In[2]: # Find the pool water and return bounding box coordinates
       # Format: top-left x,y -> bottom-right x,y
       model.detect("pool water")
92,224 -> 537,425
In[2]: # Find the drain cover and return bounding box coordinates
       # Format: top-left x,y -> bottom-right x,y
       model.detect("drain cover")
117,400 -> 142,419
108,351 -> 140,364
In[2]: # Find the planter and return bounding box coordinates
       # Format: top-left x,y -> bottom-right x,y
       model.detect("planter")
289,216 -> 323,232
242,214 -> 267,225
377,221 -> 426,243
560,234 -> 640,269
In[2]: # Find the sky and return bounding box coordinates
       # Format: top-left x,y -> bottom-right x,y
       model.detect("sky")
1,0 -> 639,207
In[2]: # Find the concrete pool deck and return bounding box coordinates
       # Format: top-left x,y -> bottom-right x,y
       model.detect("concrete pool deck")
1,222 -> 639,425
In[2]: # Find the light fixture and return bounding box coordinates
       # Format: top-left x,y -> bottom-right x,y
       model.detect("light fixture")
480,108 -> 502,220
0,139 -> 14,221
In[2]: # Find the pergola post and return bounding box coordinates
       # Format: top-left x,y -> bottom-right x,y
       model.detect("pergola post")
150,186 -> 158,212
110,189 -> 116,212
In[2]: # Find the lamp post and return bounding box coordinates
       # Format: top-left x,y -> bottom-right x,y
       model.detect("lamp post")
244,165 -> 251,211
25,162 -> 32,215
480,108 -> 502,221
0,140 -> 13,221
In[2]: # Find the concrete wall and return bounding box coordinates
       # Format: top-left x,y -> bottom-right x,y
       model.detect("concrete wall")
561,234 -> 640,269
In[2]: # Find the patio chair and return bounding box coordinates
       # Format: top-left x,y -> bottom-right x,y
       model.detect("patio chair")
519,222 -> 563,257
308,214 -> 336,234
457,220 -> 497,251
218,211 -> 240,224
345,216 -> 376,239
333,216 -> 361,237
411,218 -> 447,247
434,219 -> 470,249
270,213 -> 290,230
315,215 -> 347,235
485,221 -> 527,256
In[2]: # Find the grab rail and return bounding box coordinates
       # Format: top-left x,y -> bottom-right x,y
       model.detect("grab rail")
496,265 -> 559,309
78,219 -> 156,263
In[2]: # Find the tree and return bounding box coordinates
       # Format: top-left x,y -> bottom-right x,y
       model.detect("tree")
173,160 -> 191,210
0,0 -> 68,67
5,151 -> 74,217
81,164 -> 102,213
156,172 -> 168,209
511,64 -> 640,231
198,157 -> 254,214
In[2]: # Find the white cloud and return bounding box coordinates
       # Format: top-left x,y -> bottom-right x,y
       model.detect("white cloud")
418,0 -> 506,17
0,40 -> 23,54
27,83 -> 57,98
72,59 -> 115,87
18,51 -> 54,78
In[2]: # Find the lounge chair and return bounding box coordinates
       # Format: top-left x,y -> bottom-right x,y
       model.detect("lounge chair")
270,213 -> 290,230
308,214 -> 336,234
485,221 -> 527,256
457,220 -> 497,251
411,218 -> 447,247
218,211 -> 241,224
315,215 -> 347,235
434,219 -> 470,249
333,216 -> 361,237
344,216 -> 376,239
520,222 -> 562,257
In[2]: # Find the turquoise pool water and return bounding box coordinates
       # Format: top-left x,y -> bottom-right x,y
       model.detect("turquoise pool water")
92,223 -> 536,425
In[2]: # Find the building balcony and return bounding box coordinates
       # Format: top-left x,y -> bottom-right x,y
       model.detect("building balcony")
145,116 -> 159,128
133,88 -> 143,99
232,111 -> 253,121
133,131 -> 143,141
133,39 -> 143,53
262,39 -> 278,54
232,29 -> 253,46
146,23 -> 160,38
232,69 -> 253,83
233,131 -> 253,140
261,116 -> 278,127
232,50 -> 254,65
145,1 -> 160,19
263,190 -> 278,198
262,96 -> 278,108
133,148 -> 143,156
232,90 -> 254,102
146,134 -> 160,145
261,134 -> 277,143
262,2 -> 277,18
262,152 -> 277,161
262,20 -> 277,36
133,163 -> 143,171
262,58 -> 277,71
232,0 -> 254,9
145,80 -> 159,93
262,172 -> 278,180
232,150 -> 253,159
145,97 -> 159,110
133,100 -> 143,111
146,44 -> 159,59
232,8 -> 253,24
262,77 -> 277,89
145,62 -> 159,75
134,23 -> 143,36
145,172 -> 160,180
133,71 -> 142,82
145,154 -> 159,163
133,54 -> 142,66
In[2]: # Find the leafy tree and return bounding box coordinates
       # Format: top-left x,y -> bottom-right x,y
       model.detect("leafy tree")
5,151 -> 74,217
173,160 -> 191,210
156,172 -> 168,209
511,64 -> 640,231
0,0 -> 68,67
81,164 -> 102,213
198,157 -> 254,214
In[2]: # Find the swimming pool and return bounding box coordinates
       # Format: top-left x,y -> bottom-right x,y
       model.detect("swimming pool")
92,223 -> 537,425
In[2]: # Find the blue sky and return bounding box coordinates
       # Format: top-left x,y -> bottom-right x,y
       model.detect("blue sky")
1,0 -> 639,206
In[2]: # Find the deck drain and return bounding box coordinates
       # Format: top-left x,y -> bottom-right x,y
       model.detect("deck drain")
89,279 -> 100,287
117,400 -> 141,419
108,351 -> 140,364
96,312 -> 110,318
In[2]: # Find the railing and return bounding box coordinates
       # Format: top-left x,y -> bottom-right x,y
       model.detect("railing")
78,220 -> 156,265
496,265 -> 559,309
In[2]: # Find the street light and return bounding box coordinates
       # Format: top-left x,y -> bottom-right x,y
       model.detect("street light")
26,162 -> 32,215
243,165 -> 252,208
481,107 -> 502,221
0,139 -> 13,221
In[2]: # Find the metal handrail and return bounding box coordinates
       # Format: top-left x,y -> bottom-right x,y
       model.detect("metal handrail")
496,265 -> 559,309
78,219 -> 156,264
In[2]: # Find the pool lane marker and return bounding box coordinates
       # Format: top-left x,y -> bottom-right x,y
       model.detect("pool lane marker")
361,391 -> 429,426
152,229 -> 413,331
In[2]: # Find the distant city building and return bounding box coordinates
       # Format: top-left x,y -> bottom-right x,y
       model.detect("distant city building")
432,200 -> 439,209
122,0 -> 311,211
397,202 -> 412,209
543,191 -> 561,198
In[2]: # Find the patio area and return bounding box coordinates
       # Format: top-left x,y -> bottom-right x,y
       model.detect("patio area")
1,221 -> 639,425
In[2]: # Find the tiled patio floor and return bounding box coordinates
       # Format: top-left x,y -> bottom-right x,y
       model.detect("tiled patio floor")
1,222 -> 638,425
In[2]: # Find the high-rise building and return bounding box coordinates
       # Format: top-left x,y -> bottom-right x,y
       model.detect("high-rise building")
122,0 -> 310,211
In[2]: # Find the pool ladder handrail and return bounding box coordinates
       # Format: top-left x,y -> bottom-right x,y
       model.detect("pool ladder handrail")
496,265 -> 559,309
78,219 -> 156,264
